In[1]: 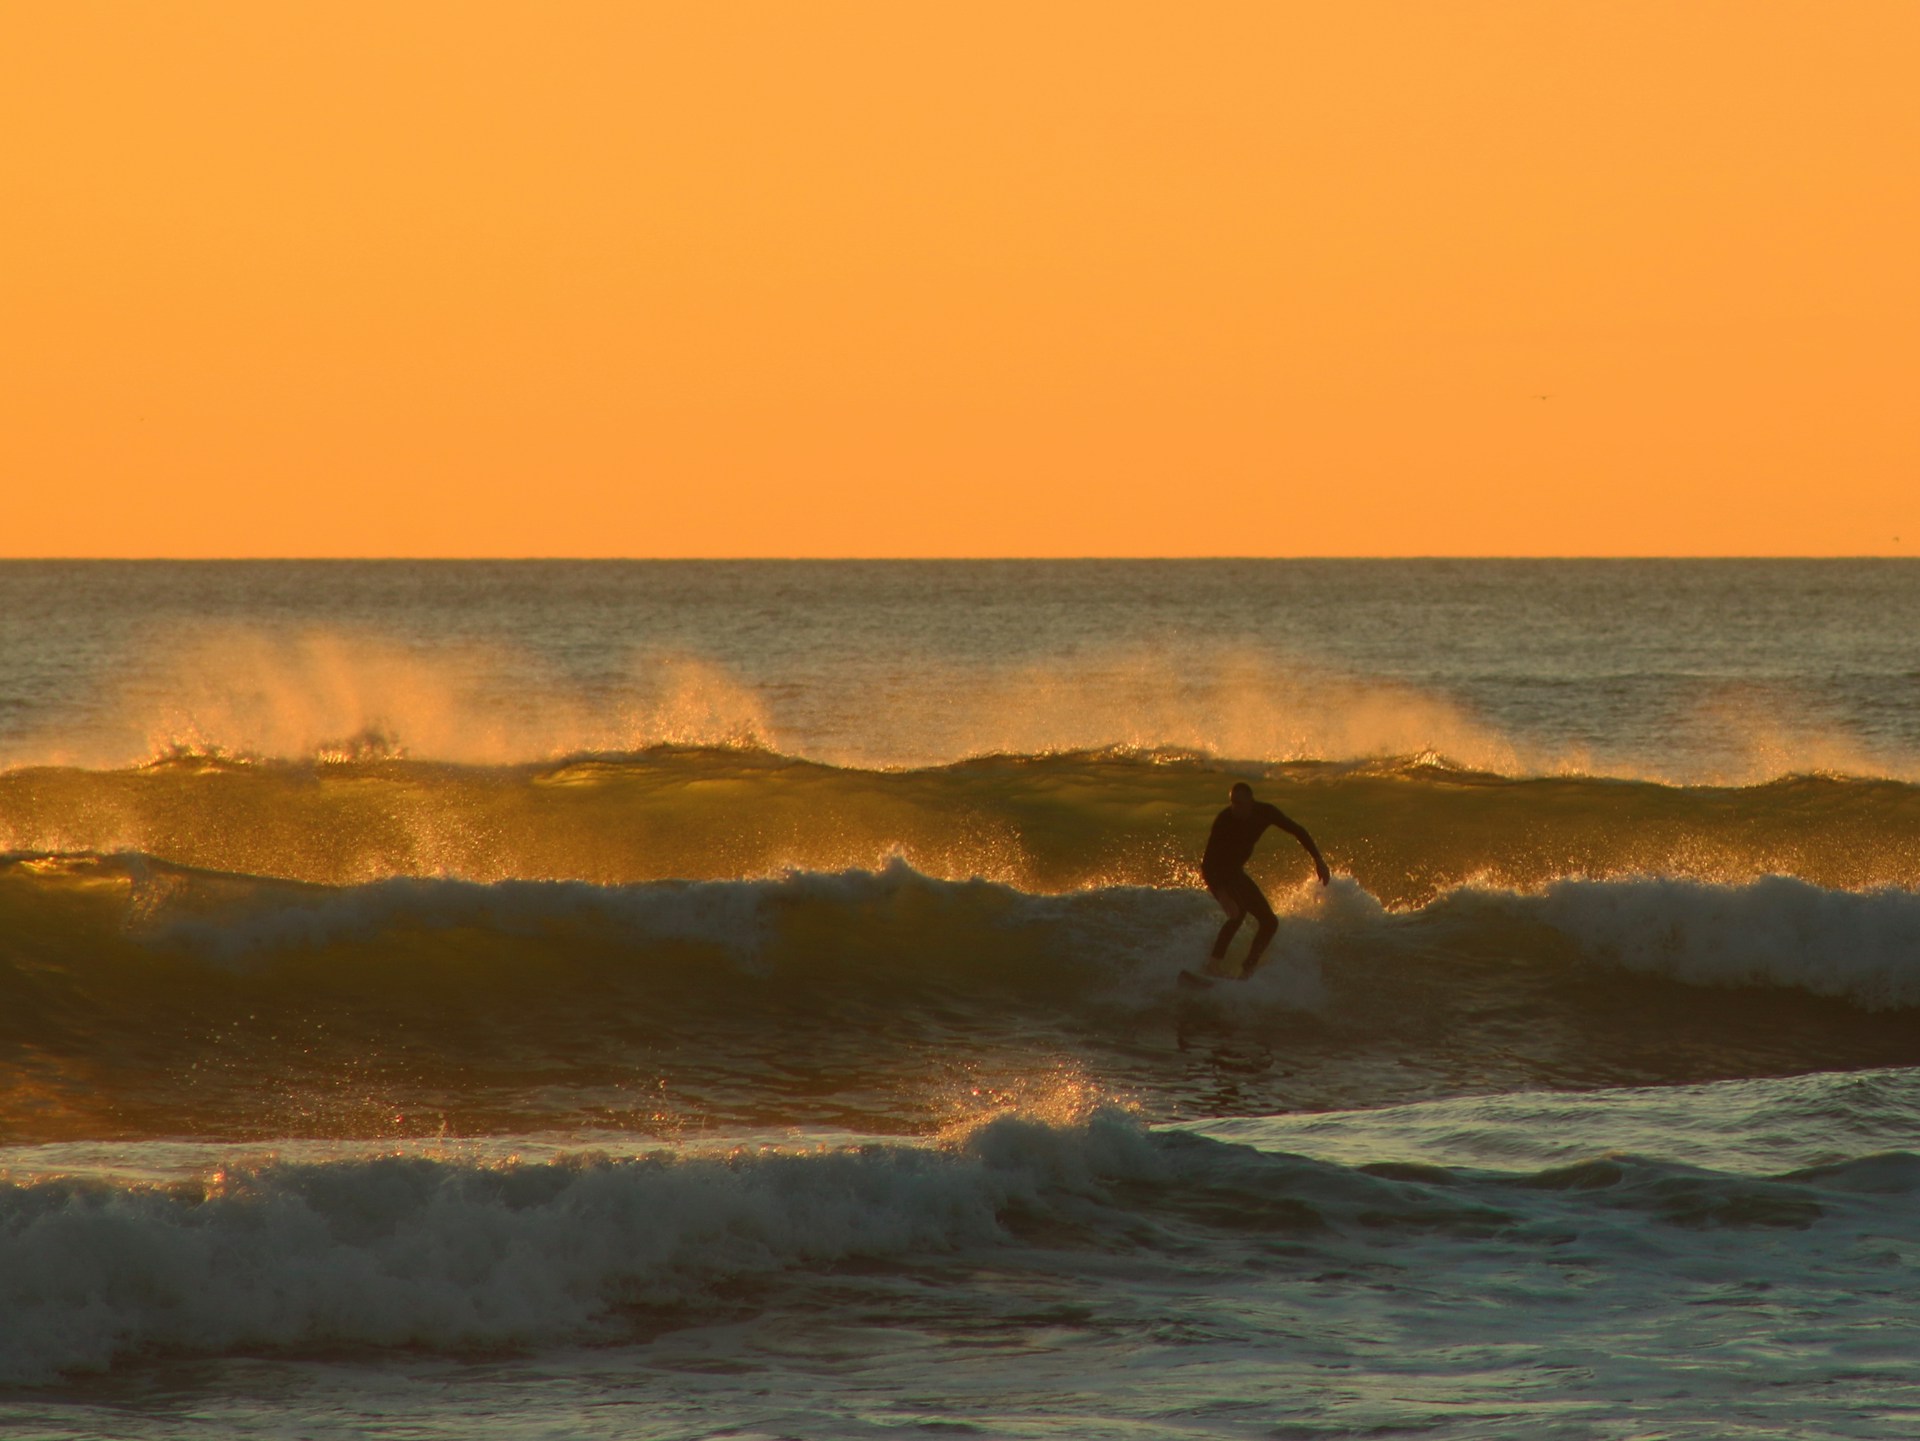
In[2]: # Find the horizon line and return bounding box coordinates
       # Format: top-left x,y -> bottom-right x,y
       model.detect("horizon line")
0,554 -> 1913,564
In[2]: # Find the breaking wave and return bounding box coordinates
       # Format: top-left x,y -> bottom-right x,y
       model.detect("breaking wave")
5,852 -> 1920,1146
5,1106 -> 1917,1385
8,851 -> 1920,1006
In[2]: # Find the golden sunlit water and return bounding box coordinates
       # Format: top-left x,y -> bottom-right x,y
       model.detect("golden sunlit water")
4,560 -> 1920,1437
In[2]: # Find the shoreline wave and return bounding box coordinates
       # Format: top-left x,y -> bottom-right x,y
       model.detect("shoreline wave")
5,1105 -> 1918,1386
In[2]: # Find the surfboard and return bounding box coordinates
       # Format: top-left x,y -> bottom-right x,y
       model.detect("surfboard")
1181,955 -> 1257,987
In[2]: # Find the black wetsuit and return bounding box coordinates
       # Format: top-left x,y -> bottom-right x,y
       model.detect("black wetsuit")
1201,801 -> 1291,923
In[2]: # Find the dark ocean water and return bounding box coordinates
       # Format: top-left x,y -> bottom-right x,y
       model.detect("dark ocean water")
4,560 -> 1920,1438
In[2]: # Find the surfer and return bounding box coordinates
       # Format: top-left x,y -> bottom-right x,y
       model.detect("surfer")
1201,781 -> 1330,977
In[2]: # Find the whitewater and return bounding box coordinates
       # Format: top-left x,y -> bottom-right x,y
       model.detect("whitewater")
4,559 -> 1920,1439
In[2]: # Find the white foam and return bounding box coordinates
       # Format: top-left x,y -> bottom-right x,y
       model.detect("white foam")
1194,872 -> 1920,1012
1479,874 -> 1920,1009
0,1112 -> 1170,1384
1187,1065 -> 1920,1176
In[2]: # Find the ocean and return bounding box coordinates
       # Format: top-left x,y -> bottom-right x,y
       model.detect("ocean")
3,558 -> 1919,1438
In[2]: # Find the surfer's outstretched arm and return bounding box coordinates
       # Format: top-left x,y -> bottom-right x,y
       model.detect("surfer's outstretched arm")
1274,812 -> 1331,885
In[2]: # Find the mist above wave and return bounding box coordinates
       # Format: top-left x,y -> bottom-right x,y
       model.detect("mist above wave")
5,625 -> 1911,785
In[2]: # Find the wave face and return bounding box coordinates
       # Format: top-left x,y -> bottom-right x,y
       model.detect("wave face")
7,852 -> 1920,1145
6,750 -> 1920,902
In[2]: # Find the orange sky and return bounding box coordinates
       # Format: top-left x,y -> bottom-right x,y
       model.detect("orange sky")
3,2 -> 1916,557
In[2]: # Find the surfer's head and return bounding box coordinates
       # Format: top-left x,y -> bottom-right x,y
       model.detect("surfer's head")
1228,780 -> 1254,814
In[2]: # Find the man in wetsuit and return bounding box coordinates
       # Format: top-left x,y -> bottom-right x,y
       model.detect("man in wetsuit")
1201,781 -> 1330,977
